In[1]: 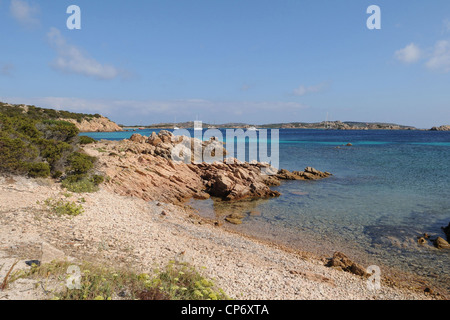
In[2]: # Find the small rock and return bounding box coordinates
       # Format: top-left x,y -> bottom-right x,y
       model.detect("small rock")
417,237 -> 427,245
424,287 -> 434,294
25,260 -> 41,267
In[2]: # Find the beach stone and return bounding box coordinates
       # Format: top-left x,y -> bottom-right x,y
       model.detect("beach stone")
433,237 -> 450,249
417,237 -> 427,245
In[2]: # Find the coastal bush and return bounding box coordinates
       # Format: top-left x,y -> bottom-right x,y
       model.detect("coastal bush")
11,260 -> 229,301
78,135 -> 96,145
62,175 -> 99,193
151,261 -> 229,300
27,162 -> 51,178
67,152 -> 96,174
0,136 -> 36,174
41,120 -> 79,142
44,198 -> 84,217
0,102 -> 105,193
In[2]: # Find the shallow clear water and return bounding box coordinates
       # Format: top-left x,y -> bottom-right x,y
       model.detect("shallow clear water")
83,129 -> 450,293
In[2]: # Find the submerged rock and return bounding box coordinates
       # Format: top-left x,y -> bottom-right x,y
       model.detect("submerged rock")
326,252 -> 368,277
225,213 -> 245,225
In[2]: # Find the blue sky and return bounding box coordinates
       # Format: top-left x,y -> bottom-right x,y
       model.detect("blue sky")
1,0 -> 450,127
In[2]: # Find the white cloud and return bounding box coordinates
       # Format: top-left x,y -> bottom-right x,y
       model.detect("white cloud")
425,40 -> 450,73
293,83 -> 328,97
394,43 -> 422,64
47,27 -> 122,80
443,19 -> 450,33
10,0 -> 40,27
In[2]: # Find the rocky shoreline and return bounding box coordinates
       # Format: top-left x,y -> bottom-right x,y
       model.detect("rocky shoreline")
0,176 -> 439,300
0,131 -> 444,300
84,131 -> 331,207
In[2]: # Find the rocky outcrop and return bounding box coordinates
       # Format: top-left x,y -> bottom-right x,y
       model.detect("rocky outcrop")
62,116 -> 123,132
326,252 -> 368,277
430,125 -> 450,131
82,131 -> 331,205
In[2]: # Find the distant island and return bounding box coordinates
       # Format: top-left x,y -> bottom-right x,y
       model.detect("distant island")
124,121 -> 419,131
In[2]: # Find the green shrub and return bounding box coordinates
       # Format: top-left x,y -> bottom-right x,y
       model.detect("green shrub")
62,175 -> 99,193
52,171 -> 63,179
42,120 -> 79,142
27,162 -> 51,178
68,152 -> 95,174
79,136 -> 96,145
153,261 -> 229,300
0,136 -> 36,174
0,103 -> 102,190
92,175 -> 105,185
44,198 -> 84,217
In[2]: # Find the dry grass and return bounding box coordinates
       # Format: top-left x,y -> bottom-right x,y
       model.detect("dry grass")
0,261 -> 19,291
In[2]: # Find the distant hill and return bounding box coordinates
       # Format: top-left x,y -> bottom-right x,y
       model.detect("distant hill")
0,102 -> 122,132
128,120 -> 417,130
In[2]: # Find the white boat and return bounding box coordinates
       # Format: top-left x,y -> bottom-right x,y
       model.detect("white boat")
248,126 -> 258,131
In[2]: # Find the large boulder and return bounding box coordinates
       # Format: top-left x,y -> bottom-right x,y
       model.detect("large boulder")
130,134 -> 147,143
147,132 -> 163,147
210,173 -> 236,197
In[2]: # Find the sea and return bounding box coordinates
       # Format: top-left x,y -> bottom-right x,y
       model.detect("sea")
81,128 -> 450,294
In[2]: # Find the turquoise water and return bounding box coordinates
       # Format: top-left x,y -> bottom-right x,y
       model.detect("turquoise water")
82,129 -> 450,293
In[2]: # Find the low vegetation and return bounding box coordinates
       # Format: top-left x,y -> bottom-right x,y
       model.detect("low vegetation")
42,198 -> 84,217
11,260 -> 229,301
0,102 -> 102,193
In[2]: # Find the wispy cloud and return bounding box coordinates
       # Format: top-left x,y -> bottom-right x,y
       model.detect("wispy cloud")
10,0 -> 40,27
293,82 -> 328,97
47,27 -> 125,80
443,19 -> 450,33
0,96 -> 310,124
0,63 -> 15,77
425,40 -> 450,73
394,43 -> 422,64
